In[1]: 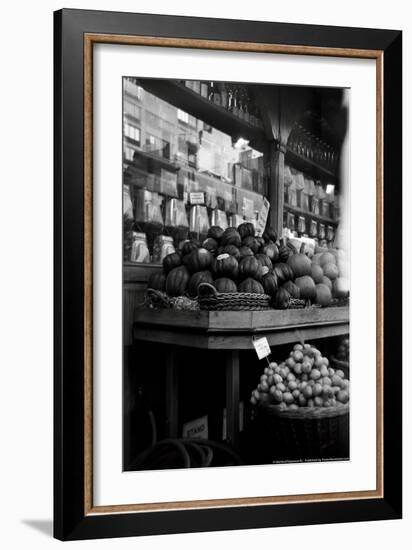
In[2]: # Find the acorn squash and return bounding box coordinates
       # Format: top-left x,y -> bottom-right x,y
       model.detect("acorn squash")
214,277 -> 238,293
213,253 -> 239,279
238,278 -> 265,294
166,266 -> 190,297
188,270 -> 213,297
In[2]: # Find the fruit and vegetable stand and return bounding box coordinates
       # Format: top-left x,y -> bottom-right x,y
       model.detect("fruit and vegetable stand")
133,306 -> 349,450
124,79 -> 350,468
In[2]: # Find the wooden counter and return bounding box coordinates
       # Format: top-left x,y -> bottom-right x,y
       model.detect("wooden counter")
133,305 -> 349,449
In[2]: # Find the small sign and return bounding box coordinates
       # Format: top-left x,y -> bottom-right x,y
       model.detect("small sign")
253,336 -> 271,360
189,191 -> 205,205
182,415 -> 208,439
255,197 -> 270,237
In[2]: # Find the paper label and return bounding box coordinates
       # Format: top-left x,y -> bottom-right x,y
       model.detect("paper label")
255,197 -> 270,237
182,415 -> 208,439
189,192 -> 205,205
253,336 -> 271,360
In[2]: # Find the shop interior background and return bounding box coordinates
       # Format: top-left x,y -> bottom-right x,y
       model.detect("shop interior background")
122,77 -> 350,472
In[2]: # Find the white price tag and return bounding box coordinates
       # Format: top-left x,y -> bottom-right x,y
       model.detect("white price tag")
255,197 -> 270,237
253,336 -> 271,360
189,192 -> 205,205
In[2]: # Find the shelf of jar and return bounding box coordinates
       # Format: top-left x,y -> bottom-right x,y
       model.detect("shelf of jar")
284,203 -> 338,226
138,79 -> 268,153
285,147 -> 338,182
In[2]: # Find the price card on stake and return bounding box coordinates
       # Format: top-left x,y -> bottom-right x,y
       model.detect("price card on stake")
255,197 -> 270,237
252,336 -> 271,360
189,191 -> 205,205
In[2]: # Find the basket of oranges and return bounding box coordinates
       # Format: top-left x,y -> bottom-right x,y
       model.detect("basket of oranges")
250,342 -> 350,461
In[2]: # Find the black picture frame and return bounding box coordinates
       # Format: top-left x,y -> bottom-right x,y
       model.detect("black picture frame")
54,8 -> 402,541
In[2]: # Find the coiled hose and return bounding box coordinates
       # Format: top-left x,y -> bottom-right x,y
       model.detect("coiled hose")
131,438 -> 242,470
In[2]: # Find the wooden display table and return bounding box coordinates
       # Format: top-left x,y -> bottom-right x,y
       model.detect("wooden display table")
133,306 -> 349,449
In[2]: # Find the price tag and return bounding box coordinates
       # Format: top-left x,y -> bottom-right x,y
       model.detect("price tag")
252,336 -> 271,360
255,197 -> 270,237
189,192 -> 205,205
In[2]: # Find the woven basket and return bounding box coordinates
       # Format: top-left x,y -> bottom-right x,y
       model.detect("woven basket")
198,283 -> 271,311
145,288 -> 171,308
257,402 -> 349,461
145,289 -> 199,311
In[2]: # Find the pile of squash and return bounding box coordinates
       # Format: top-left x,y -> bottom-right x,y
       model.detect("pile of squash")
148,223 -> 349,309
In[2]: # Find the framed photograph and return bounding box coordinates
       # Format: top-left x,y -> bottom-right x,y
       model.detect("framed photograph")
54,8 -> 402,541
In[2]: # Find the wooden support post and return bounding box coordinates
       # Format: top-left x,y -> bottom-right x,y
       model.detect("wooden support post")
165,346 -> 178,438
225,350 -> 240,450
269,141 -> 286,238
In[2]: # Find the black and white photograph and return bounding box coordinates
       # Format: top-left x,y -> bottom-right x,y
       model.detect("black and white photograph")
123,77 -> 350,471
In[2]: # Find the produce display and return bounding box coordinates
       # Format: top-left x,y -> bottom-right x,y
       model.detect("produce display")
151,221 -> 349,309
250,342 -> 350,410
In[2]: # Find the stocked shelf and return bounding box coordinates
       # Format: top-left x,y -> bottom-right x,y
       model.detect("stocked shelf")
285,147 -> 338,182
284,203 -> 338,226
139,79 -> 268,152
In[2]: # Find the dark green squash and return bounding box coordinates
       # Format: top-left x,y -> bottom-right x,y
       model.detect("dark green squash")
181,239 -> 200,256
282,280 -> 301,299
220,227 -> 242,248
238,256 -> 260,280
277,238 -> 290,262
262,242 -> 279,263
255,236 -> 265,251
201,237 -> 218,254
213,253 -> 239,279
238,278 -> 265,294
163,252 -> 182,274
274,287 -> 291,309
166,265 -> 190,297
273,262 -> 294,284
147,270 -> 167,291
184,248 -> 214,274
239,246 -> 254,258
262,272 -> 278,297
263,225 -> 277,243
242,236 -> 260,254
256,265 -> 270,281
255,254 -> 273,270
214,277 -> 238,293
188,270 -> 213,297
219,244 -> 241,261
207,225 -> 224,242
237,222 -> 255,239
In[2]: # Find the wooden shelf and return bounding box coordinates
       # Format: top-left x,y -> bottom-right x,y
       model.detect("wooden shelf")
285,147 -> 338,182
139,80 -> 268,153
284,203 -> 338,226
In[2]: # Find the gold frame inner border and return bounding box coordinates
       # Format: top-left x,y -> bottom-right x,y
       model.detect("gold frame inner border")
83,33 -> 384,515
